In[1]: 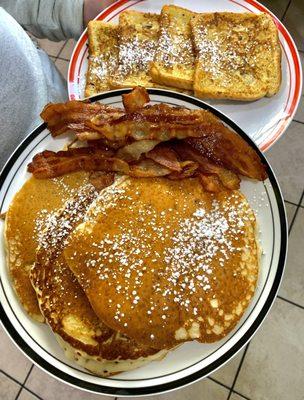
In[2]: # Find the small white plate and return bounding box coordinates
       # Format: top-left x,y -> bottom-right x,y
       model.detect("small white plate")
67,0 -> 302,152
0,89 -> 287,397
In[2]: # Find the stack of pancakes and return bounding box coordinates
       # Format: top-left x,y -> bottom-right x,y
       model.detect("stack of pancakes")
5,172 -> 259,376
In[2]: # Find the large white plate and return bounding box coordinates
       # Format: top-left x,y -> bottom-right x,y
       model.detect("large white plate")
68,0 -> 302,152
0,89 -> 287,397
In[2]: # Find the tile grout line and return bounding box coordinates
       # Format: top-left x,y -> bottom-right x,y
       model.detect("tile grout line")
22,388 -> 44,400
281,0 -> 292,21
56,40 -> 69,61
232,389 -> 252,400
292,119 -> 304,125
1,369 -> 43,400
208,376 -> 252,400
288,189 -> 304,234
15,364 -> 34,400
284,199 -> 304,208
0,370 -> 23,386
277,295 -> 304,310
56,56 -> 70,62
208,375 -> 232,391
14,386 -> 23,400
226,343 -> 250,400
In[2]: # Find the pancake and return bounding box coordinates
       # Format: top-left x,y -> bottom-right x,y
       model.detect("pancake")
64,177 -> 259,350
30,183 -> 166,376
4,172 -> 90,321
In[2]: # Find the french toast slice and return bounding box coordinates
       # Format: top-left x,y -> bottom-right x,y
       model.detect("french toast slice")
191,12 -> 281,100
110,11 -> 160,89
85,22 -> 119,97
150,5 -> 197,90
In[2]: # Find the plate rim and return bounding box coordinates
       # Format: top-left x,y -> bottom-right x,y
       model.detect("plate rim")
67,0 -> 303,152
0,88 -> 288,396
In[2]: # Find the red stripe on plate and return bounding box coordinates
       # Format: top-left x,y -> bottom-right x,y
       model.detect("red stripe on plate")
106,0 -> 144,22
68,0 -> 302,151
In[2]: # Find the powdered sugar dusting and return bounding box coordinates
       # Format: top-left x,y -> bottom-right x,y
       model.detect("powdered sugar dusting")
192,15 -> 275,87
160,198 -> 248,309
89,54 -> 118,82
34,185 -> 98,260
70,183 -> 255,327
116,37 -> 156,77
156,26 -> 194,69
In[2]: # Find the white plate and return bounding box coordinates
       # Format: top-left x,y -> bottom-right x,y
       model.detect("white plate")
68,0 -> 302,152
0,90 -> 287,397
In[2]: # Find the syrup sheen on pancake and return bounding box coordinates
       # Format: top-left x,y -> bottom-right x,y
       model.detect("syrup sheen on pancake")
65,177 -> 259,350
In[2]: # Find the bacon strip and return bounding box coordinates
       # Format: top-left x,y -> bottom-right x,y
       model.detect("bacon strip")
116,140 -> 160,162
41,100 -> 222,143
40,101 -> 124,138
198,173 -> 226,193
168,161 -> 199,180
36,87 -> 267,186
129,160 -> 171,177
28,147 -> 173,180
186,133 -> 267,181
146,144 -> 182,172
122,86 -> 150,112
89,171 -> 115,190
28,148 -> 129,179
83,105 -> 221,143
172,142 -> 241,190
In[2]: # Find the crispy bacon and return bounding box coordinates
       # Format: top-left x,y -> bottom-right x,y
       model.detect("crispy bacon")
86,138 -> 128,150
198,173 -> 226,193
28,148 -> 129,179
40,101 -> 124,138
129,160 -> 171,177
146,144 -> 182,172
186,132 -> 267,181
116,140 -> 160,162
83,105 -> 221,143
172,141 -> 241,190
122,86 -> 150,112
41,99 -> 221,143
89,171 -> 115,190
34,87 -> 267,188
168,161 -> 199,180
28,147 -> 172,180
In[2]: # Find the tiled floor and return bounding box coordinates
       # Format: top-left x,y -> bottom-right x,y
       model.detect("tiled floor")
1,1 -> 304,399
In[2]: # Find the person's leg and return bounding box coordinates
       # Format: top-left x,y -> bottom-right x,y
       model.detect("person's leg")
0,8 -> 67,168
36,48 -> 69,103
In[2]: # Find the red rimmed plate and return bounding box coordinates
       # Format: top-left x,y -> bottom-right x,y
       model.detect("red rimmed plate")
68,0 -> 302,152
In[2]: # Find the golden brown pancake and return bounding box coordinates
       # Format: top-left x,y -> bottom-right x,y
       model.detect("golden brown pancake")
65,177 -> 259,350
30,183 -> 166,376
5,172 -> 90,321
